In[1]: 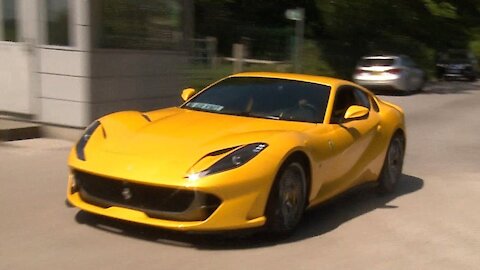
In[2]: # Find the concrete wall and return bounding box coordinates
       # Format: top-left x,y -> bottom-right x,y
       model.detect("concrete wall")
36,0 -> 91,127
38,48 -> 91,127
38,48 -> 188,128
0,0 -> 38,115
1,0 -> 190,128
0,42 -> 32,114
37,0 -> 188,128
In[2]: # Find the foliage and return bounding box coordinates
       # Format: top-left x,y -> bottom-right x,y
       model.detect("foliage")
194,0 -> 480,78
100,0 -> 182,49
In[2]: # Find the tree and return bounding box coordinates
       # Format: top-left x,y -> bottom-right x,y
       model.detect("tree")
194,0 -> 480,77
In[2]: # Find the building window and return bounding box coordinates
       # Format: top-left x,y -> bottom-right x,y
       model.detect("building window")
2,0 -> 17,41
99,0 -> 183,50
46,0 -> 70,46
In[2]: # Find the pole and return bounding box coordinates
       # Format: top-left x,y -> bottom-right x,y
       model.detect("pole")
233,43 -> 245,73
286,8 -> 305,73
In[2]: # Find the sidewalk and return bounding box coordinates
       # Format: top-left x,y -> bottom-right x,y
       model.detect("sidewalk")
0,119 -> 41,141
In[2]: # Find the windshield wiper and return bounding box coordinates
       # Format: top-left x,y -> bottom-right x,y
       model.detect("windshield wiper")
222,111 -> 280,120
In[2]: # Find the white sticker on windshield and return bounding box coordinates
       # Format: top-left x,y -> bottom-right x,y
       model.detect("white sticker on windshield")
187,102 -> 224,111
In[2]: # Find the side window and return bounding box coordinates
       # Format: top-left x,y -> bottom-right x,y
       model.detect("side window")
370,96 -> 380,112
1,0 -> 17,42
353,88 -> 370,109
46,0 -> 70,46
331,86 -> 370,123
331,86 -> 356,123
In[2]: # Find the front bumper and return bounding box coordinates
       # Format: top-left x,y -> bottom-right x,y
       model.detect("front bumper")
66,167 -> 272,232
443,69 -> 476,78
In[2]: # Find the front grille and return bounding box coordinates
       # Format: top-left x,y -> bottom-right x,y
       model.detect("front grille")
73,170 -> 221,221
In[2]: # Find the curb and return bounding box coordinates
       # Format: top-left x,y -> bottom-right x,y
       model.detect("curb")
0,120 -> 42,141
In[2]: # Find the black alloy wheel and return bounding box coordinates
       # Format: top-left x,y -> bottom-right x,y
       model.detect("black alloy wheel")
378,135 -> 405,194
266,160 -> 307,236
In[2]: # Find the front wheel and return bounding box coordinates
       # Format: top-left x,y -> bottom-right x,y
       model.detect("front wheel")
266,161 -> 307,236
377,135 -> 405,194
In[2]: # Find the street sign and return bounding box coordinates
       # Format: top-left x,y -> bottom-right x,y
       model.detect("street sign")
285,8 -> 304,21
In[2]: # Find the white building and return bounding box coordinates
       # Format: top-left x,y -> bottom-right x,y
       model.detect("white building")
0,0 -> 193,128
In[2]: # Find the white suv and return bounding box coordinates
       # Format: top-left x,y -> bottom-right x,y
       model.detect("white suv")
353,55 -> 426,93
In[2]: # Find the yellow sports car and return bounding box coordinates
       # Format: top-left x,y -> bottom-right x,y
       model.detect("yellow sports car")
67,72 -> 405,235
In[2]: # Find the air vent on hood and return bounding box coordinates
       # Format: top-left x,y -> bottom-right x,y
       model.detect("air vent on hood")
141,114 -> 152,122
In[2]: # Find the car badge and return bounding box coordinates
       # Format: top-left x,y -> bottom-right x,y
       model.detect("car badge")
122,187 -> 132,200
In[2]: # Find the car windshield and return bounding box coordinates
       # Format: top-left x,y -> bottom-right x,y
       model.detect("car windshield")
182,77 -> 331,123
438,51 -> 474,64
360,58 -> 395,67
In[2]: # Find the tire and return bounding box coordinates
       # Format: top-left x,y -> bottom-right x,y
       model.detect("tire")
265,161 -> 307,236
377,135 -> 405,194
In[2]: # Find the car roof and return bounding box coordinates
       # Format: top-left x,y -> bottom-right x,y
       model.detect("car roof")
229,72 -> 353,88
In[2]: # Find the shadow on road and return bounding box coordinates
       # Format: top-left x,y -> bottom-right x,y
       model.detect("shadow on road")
74,174 -> 423,249
290,174 -> 423,242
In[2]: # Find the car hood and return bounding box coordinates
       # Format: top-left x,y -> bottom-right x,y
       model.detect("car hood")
101,107 -> 313,153
84,107 -> 315,181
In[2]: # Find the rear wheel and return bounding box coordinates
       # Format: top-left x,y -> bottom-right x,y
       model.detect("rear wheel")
377,135 -> 405,193
266,161 -> 307,236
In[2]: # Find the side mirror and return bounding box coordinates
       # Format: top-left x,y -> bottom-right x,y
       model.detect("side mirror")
181,88 -> 197,101
344,105 -> 369,121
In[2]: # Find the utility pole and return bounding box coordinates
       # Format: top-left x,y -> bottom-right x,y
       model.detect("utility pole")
285,7 -> 305,73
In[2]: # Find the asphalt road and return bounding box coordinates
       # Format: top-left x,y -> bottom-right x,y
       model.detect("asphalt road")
1,81 -> 479,270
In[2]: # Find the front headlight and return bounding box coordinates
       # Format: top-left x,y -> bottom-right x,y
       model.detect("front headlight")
75,120 -> 100,161
188,143 -> 268,180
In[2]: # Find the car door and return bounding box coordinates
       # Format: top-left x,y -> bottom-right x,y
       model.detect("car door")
313,85 -> 381,200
